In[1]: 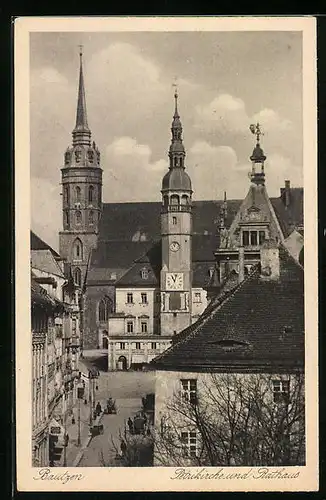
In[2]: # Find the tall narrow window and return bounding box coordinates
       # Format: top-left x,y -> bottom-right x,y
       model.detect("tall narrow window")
181,195 -> 188,205
64,211 -> 69,226
272,380 -> 290,404
88,185 -> 94,204
64,186 -> 69,205
141,321 -> 148,333
180,431 -> 198,458
127,321 -> 134,333
170,292 -> 182,310
127,293 -> 133,304
98,297 -> 112,322
181,379 -> 197,404
75,210 -> 82,225
243,231 -> 249,246
172,216 -> 177,225
250,231 -> 258,246
259,231 -> 266,245
74,267 -> 81,287
141,292 -> 148,304
135,342 -> 141,350
73,238 -> 83,260
75,186 -> 81,203
171,194 -> 179,205
89,211 -> 94,225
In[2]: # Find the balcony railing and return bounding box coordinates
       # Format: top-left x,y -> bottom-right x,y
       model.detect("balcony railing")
162,204 -> 191,213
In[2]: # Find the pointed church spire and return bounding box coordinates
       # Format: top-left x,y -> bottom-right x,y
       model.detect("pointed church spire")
169,88 -> 185,169
72,46 -> 91,146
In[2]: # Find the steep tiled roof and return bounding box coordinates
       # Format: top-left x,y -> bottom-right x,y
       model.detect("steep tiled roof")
31,274 -> 56,307
89,190 -> 303,287
31,250 -> 65,278
151,247 -> 304,372
30,231 -> 61,259
98,193 -> 302,243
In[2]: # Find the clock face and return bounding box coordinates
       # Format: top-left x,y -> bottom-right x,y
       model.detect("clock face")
166,272 -> 183,290
170,241 -> 180,252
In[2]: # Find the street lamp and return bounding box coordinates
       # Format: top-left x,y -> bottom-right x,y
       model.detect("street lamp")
88,369 -> 99,429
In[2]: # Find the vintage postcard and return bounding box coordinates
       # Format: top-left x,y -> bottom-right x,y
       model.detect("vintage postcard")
15,16 -> 318,492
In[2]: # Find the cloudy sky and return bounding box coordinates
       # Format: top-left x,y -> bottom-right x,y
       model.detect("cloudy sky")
30,31 -> 302,250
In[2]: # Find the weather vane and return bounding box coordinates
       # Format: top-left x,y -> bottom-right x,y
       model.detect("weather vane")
249,122 -> 264,143
172,76 -> 178,97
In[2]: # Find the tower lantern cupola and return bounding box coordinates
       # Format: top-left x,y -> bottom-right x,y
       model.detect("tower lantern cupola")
249,122 -> 267,186
161,90 -> 192,210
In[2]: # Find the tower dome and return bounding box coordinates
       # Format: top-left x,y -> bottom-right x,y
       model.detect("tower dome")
162,168 -> 192,191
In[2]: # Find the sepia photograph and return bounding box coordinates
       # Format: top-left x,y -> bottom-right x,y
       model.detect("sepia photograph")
15,17 -> 318,492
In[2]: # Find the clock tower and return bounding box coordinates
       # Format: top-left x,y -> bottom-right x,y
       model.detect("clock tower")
160,90 -> 193,336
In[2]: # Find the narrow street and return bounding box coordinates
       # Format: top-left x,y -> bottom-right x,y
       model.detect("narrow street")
69,352 -> 155,467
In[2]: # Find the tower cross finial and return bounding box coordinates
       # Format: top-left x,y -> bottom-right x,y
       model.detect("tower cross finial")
79,44 -> 83,58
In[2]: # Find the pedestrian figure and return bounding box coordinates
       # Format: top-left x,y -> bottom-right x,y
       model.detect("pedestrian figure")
127,417 -> 133,434
96,401 -> 102,416
120,439 -> 127,456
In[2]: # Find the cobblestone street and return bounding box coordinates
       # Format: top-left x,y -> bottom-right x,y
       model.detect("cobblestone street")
60,353 -> 155,467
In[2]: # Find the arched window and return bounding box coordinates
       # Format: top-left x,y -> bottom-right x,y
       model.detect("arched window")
170,194 -> 179,205
181,195 -> 188,205
73,238 -> 83,260
75,186 -> 81,203
74,267 -> 82,287
89,210 -> 94,225
75,210 -> 81,224
98,297 -> 112,322
163,195 -> 169,207
88,185 -> 94,204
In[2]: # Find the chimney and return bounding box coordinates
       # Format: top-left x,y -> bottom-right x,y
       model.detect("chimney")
238,246 -> 245,283
284,180 -> 291,208
260,242 -> 280,280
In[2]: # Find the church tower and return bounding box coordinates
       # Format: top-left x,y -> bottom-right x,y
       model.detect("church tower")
160,90 -> 193,336
59,48 -> 102,290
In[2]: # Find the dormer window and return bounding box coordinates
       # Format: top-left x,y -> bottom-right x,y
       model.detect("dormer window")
242,230 -> 266,247
141,268 -> 148,280
210,338 -> 250,352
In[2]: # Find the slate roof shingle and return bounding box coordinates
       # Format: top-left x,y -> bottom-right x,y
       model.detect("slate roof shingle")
31,250 -> 65,278
30,231 -> 61,259
88,190 -> 303,287
151,247 -> 304,372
